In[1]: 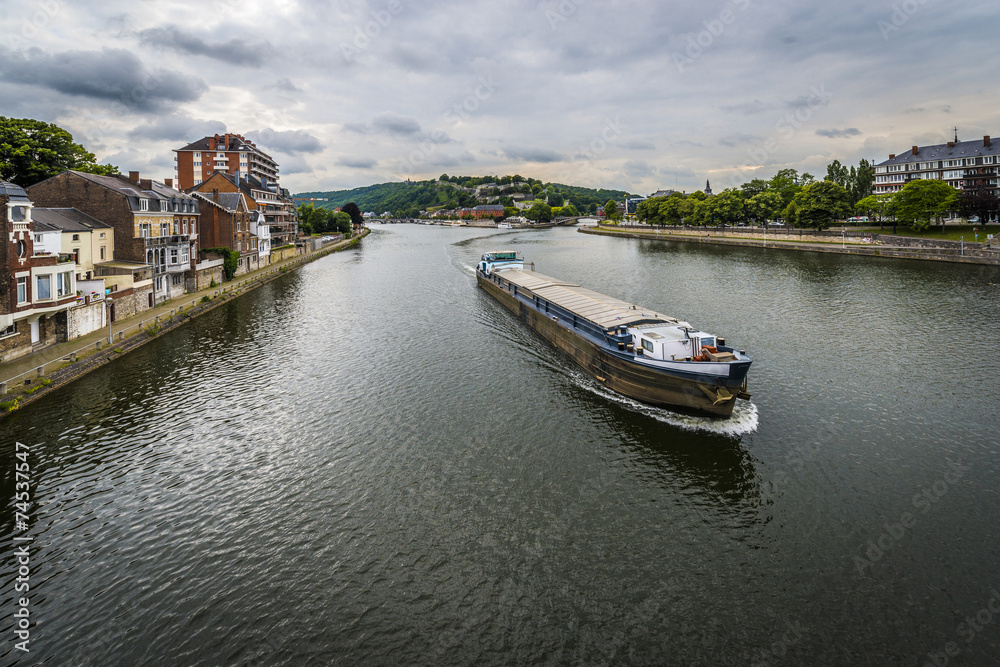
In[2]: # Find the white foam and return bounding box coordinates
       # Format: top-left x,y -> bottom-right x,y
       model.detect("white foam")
567,369 -> 760,436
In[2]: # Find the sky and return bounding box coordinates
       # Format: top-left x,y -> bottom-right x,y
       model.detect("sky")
0,0 -> 996,196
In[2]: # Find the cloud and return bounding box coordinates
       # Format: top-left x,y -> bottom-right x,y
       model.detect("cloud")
0,46 -> 205,111
501,147 -> 565,163
620,140 -> 656,150
721,100 -> 770,115
128,114 -> 226,142
338,157 -> 377,169
267,78 -> 303,93
345,113 -> 453,144
717,133 -> 764,148
246,129 -> 323,155
623,160 -> 657,179
139,26 -> 273,68
816,128 -> 862,139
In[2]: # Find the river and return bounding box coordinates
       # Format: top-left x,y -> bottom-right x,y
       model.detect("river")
2,224 -> 999,665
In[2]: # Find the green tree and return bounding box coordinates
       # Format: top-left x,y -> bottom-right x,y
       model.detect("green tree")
526,201 -> 552,223
825,159 -> 850,188
636,196 -> 667,226
1,116 -> 119,186
603,198 -> 620,220
768,168 -> 805,209
341,202 -> 364,227
790,180 -> 851,230
855,194 -> 895,228
748,191 -> 783,224
659,192 -> 689,225
333,211 -> 352,236
894,179 -> 958,231
560,203 -> 580,217
848,159 -> 875,206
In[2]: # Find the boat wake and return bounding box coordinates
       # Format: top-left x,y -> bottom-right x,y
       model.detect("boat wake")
567,369 -> 760,436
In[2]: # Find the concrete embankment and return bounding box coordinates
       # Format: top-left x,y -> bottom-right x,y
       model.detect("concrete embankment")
0,230 -> 369,417
580,225 -> 1000,266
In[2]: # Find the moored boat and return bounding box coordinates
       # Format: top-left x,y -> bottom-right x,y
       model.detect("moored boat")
476,251 -> 752,417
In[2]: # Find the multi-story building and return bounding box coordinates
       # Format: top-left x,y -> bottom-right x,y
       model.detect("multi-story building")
31,208 -> 114,281
1,181 -> 80,361
874,135 -> 999,195
27,171 -> 194,306
188,170 -> 296,247
191,189 -> 261,276
174,133 -> 278,190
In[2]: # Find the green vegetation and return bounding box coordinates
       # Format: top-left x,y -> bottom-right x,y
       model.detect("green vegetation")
201,295 -> 210,303
202,248 -> 240,281
41,379 -> 51,386
297,204 -> 351,236
1,117 -> 120,186
1,398 -> 19,412
893,179 -> 959,232
296,175 -> 630,219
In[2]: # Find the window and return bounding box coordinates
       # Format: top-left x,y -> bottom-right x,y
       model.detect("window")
36,274 -> 51,300
194,161 -> 202,167
642,339 -> 653,353
172,274 -> 183,286
34,234 -> 42,243
181,247 -> 189,263
160,224 -> 169,237
195,179 -> 202,185
16,277 -> 27,304
11,206 -> 26,221
0,323 -> 15,339
194,152 -> 201,158
100,232 -> 106,238
72,233 -> 80,241
173,221 -> 179,235
100,246 -> 106,260
139,198 -> 149,211
57,272 -> 72,297
170,248 -> 179,264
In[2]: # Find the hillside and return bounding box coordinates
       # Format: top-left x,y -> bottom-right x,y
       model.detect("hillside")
295,176 -> 632,217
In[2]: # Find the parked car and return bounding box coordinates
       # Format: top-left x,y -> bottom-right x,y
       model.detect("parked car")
847,216 -> 869,223
770,221 -> 785,226
968,216 -> 980,223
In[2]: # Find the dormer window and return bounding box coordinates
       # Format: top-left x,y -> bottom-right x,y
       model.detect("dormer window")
139,198 -> 149,211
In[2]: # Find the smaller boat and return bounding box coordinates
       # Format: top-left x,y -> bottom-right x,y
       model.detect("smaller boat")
497,222 -> 513,229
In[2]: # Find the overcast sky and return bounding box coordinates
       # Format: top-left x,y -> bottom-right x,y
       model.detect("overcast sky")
1,0 -> 996,195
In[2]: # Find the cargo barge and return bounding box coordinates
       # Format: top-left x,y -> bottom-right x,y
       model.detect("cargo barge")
476,251 -> 752,418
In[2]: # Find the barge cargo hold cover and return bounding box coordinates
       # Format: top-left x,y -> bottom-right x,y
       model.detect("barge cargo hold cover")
476,251 -> 752,418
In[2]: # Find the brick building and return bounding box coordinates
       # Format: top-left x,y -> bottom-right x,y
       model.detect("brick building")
188,171 -> 296,247
174,133 -> 279,190
874,135 -> 999,195
27,171 -> 195,306
1,181 -> 80,361
191,190 -> 262,276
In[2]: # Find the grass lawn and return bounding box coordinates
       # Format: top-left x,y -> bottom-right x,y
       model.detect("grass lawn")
867,223 -> 999,243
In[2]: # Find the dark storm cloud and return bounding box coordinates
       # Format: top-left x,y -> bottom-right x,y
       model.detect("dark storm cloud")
345,113 -> 453,144
502,147 -> 565,164
140,26 -> 273,68
0,46 -> 205,111
128,114 -> 226,141
816,128 -> 862,139
246,129 -> 324,155
338,157 -> 377,169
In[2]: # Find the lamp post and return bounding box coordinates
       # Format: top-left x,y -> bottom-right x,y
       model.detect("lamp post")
106,296 -> 114,345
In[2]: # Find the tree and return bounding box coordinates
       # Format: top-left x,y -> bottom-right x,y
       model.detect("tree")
959,189 -> 999,224
333,211 -> 352,236
790,180 -> 851,230
560,203 -> 580,217
894,179 -> 958,231
526,201 -> 552,223
603,198 -> 620,220
636,196 -> 668,226
341,202 -> 364,228
769,168 -> 805,209
1,116 -> 119,186
659,192 -> 689,225
825,159 -> 850,188
847,159 -> 875,206
748,191 -> 783,224
689,189 -> 743,226
855,194 -> 895,229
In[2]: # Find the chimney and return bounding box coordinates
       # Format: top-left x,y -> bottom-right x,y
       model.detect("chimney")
212,188 -> 219,202
139,178 -> 152,191
889,154 -> 895,160
986,136 -> 992,148
947,141 -> 955,148
128,171 -> 140,184
912,146 -> 918,155
164,178 -> 173,189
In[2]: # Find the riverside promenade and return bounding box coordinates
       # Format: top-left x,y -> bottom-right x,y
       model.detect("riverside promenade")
0,229 -> 368,415
581,224 -> 1000,266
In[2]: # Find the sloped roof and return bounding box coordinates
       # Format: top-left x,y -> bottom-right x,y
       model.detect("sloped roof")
0,180 -> 30,201
192,191 -> 247,213
32,207 -> 112,232
879,138 -> 1000,166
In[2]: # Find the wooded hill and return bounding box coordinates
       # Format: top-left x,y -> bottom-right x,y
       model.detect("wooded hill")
295,175 -> 632,217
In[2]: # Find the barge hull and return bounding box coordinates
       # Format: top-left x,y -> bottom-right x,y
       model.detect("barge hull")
477,273 -> 738,418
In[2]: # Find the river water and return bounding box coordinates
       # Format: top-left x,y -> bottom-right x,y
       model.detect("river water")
2,224 -> 999,665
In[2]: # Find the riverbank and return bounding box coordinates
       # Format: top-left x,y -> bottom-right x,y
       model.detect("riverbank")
0,229 -> 369,416
580,224 -> 1000,266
